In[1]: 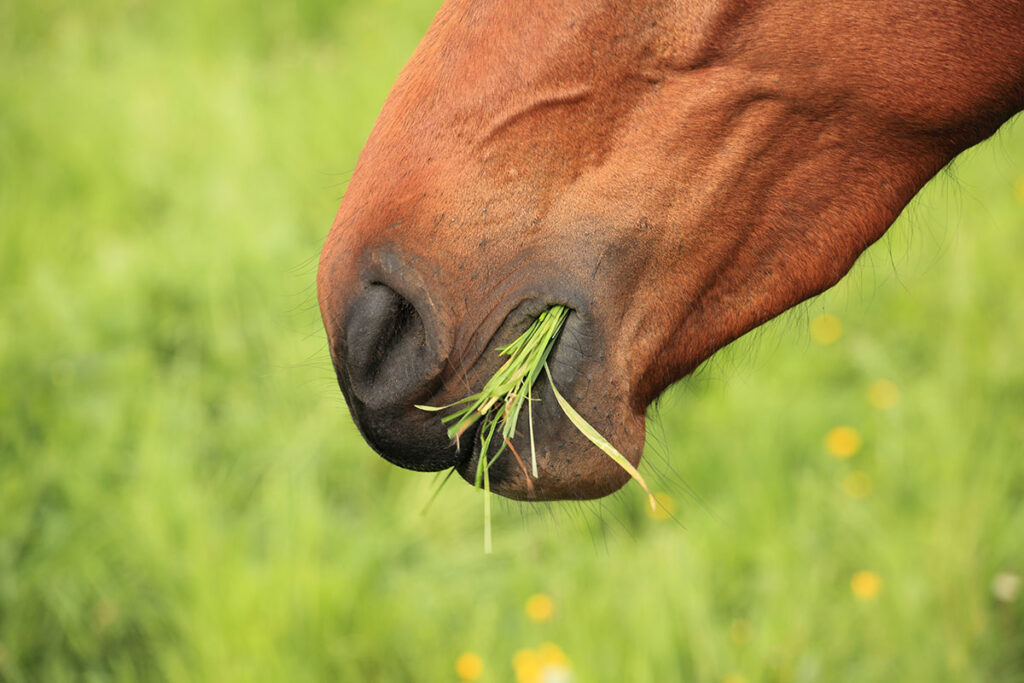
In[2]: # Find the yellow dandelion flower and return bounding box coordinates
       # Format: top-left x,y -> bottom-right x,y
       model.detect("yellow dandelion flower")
722,674 -> 748,683
539,643 -> 570,664
825,426 -> 862,458
841,471 -> 872,498
455,652 -> 484,681
514,649 -> 538,683
646,491 -> 676,521
525,594 -> 555,623
867,379 -> 900,409
728,618 -> 751,645
514,643 -> 573,683
850,570 -> 883,601
809,313 -> 843,345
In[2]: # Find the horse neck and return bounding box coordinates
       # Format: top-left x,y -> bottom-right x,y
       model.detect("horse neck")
688,0 -> 1024,155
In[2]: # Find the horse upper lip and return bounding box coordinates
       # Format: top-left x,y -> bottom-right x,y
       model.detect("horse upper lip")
436,297 -> 546,390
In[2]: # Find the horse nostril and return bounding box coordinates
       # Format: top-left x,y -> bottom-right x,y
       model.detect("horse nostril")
337,282 -> 459,472
344,283 -> 433,409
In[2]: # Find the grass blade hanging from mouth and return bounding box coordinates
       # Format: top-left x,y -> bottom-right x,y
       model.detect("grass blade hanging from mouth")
482,453 -> 492,554
528,383 -> 537,478
543,364 -> 656,511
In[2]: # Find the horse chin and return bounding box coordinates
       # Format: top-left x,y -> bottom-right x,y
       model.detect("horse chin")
455,430 -> 642,502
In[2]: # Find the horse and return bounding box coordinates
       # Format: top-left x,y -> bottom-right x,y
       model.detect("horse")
317,0 -> 1024,501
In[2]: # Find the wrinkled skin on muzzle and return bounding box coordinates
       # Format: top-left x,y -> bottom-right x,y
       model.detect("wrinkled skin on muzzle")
317,0 -> 1024,500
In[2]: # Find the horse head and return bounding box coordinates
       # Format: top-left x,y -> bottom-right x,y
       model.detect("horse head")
318,0 -> 1024,500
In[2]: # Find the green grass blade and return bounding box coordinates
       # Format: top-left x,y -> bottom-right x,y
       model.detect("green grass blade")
420,467 -> 458,516
415,393 -> 484,412
528,383 -> 537,478
544,364 -> 656,510
483,452 -> 492,554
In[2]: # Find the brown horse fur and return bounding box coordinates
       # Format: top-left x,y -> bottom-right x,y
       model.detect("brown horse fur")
318,0 -> 1024,501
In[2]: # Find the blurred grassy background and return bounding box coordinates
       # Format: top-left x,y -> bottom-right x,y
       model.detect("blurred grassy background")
2,1 -> 1023,681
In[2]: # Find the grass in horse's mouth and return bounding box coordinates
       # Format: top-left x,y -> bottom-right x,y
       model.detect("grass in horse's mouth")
417,304 -> 654,552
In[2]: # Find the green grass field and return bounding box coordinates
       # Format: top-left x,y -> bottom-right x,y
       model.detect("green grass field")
2,1 -> 1023,681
